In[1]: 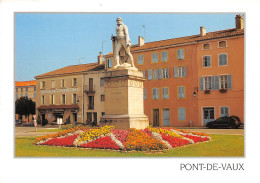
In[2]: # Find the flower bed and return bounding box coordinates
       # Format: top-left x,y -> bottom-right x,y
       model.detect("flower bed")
34,125 -> 211,151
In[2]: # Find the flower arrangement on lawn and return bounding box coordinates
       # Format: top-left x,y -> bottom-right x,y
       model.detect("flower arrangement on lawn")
34,125 -> 211,152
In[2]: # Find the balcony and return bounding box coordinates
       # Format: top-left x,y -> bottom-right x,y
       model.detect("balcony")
219,88 -> 228,93
204,89 -> 211,94
84,85 -> 96,96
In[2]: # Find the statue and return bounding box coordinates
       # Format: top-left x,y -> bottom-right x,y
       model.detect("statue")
111,17 -> 136,69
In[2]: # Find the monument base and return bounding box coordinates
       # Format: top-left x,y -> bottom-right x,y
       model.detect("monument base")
100,114 -> 149,129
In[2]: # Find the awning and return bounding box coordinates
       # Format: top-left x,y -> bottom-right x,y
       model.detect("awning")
37,104 -> 79,110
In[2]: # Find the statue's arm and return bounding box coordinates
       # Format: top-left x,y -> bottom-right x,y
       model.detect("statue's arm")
124,25 -> 131,46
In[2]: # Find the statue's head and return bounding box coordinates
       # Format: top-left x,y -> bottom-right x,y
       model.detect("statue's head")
116,17 -> 123,25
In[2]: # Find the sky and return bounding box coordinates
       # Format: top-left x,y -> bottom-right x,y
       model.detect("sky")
15,13 -> 242,81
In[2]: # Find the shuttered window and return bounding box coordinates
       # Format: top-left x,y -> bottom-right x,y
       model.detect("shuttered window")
153,69 -> 159,80
178,108 -> 186,121
42,95 -> 45,104
161,51 -> 168,61
174,66 -> 187,78
219,54 -> 227,66
162,87 -> 169,99
143,70 -> 146,78
62,94 -> 66,104
152,53 -> 158,63
138,55 -> 144,64
220,106 -> 229,117
178,86 -> 185,98
219,41 -> 227,48
143,88 -> 147,100
220,75 -> 232,89
163,109 -> 170,127
152,88 -> 159,99
51,95 -> 55,104
162,68 -> 169,78
107,59 -> 112,68
100,79 -> 105,87
148,69 -> 152,80
73,94 -> 77,103
177,49 -> 184,60
203,56 -> 211,67
51,80 -> 55,88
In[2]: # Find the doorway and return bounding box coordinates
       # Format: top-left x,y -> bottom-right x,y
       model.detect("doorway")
203,107 -> 215,126
153,109 -> 159,127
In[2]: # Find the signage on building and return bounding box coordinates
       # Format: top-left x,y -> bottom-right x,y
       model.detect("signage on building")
40,88 -> 79,94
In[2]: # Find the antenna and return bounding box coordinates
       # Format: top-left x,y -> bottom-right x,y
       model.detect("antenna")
102,41 -> 105,56
142,25 -> 146,41
78,57 -> 84,64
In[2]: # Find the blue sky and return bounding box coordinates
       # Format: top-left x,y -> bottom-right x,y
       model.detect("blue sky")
15,13 -> 242,81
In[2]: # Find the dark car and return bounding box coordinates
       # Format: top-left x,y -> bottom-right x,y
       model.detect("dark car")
206,116 -> 241,129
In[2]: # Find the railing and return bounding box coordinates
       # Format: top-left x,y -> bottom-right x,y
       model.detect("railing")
84,85 -> 96,95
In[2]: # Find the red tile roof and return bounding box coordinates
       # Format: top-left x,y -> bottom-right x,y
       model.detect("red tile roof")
37,104 -> 79,110
35,63 -> 105,78
15,80 -> 36,87
105,28 -> 244,56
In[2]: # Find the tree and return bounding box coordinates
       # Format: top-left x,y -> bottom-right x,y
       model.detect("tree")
15,96 -> 36,122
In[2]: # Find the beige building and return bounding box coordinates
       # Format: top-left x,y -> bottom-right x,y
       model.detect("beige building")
35,55 -> 105,125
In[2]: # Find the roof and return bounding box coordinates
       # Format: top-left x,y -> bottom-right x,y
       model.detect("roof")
35,63 -> 105,78
15,80 -> 36,87
105,28 -> 244,56
37,104 -> 79,110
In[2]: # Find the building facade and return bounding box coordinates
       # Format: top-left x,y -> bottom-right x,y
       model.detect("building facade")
104,15 -> 244,127
35,59 -> 105,125
15,80 -> 36,122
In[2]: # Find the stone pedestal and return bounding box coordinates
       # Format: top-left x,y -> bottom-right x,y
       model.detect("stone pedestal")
100,68 -> 149,129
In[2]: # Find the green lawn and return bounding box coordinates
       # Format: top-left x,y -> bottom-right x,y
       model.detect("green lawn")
15,134 -> 244,157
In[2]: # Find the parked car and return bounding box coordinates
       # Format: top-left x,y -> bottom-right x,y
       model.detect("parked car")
206,116 -> 241,129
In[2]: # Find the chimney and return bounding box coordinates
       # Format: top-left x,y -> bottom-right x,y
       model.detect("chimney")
200,26 -> 206,36
97,52 -> 103,65
235,15 -> 244,29
138,36 -> 145,46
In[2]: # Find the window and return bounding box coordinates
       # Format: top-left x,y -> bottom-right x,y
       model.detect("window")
40,81 -> 45,89
34,93 -> 36,98
178,86 -> 185,98
100,79 -> 105,87
34,86 -> 36,91
42,95 -> 45,104
220,75 -> 232,89
219,54 -> 227,66
203,43 -> 210,50
143,70 -> 146,78
21,93 -> 23,97
88,96 -> 94,109
174,66 -> 187,78
153,69 -> 159,80
162,68 -> 169,79
204,76 -> 212,90
25,87 -> 28,91
178,108 -> 186,121
101,95 -> 105,101
143,88 -> 147,99
62,94 -> 66,104
73,78 -> 77,86
148,69 -> 152,80
152,53 -> 158,63
73,94 -> 77,103
16,94 -> 18,99
152,88 -> 159,99
161,51 -> 168,61
220,106 -> 229,117
51,95 -> 55,104
101,112 -> 105,116
203,56 -> 211,67
218,41 -> 227,48
163,109 -> 170,127
162,87 -> 169,99
61,79 -> 65,87
177,49 -> 184,60
25,93 -> 28,97
16,88 -> 18,92
107,59 -> 112,68
51,80 -> 55,88
138,55 -> 144,64
21,88 -> 23,92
